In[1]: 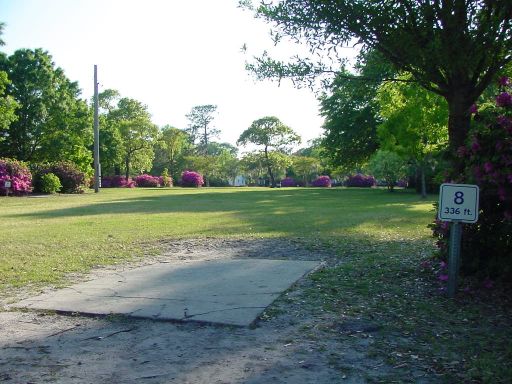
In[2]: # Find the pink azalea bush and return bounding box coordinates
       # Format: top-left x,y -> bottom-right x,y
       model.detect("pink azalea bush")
280,177 -> 298,187
346,174 -> 376,187
431,76 -> 512,280
135,174 -> 160,188
311,175 -> 332,187
101,176 -> 135,188
0,158 -> 32,195
181,170 -> 204,187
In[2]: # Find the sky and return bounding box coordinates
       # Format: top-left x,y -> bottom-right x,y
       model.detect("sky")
0,0 -> 357,151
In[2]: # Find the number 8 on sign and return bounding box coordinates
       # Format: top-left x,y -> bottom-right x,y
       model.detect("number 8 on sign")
438,184 -> 479,223
454,191 -> 464,205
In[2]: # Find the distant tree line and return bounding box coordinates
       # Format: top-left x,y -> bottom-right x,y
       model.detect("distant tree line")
0,34 -> 323,188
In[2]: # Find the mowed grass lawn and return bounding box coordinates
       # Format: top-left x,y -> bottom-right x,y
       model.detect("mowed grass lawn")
1,187 -> 511,382
0,186 -> 433,290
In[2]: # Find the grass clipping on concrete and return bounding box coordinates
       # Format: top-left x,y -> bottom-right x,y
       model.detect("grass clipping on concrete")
1,187 -> 510,382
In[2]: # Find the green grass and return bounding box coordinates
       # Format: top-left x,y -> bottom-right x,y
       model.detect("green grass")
2,186 -> 510,382
0,187 -> 433,289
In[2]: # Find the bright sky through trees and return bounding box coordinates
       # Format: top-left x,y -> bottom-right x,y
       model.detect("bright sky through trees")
0,0 -> 357,148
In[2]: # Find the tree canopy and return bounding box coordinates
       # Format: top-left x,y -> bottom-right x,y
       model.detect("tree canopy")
185,104 -> 220,155
247,0 -> 512,165
237,116 -> 300,187
320,50 -> 395,171
0,49 -> 92,171
104,97 -> 158,180
376,74 -> 449,196
0,71 -> 18,139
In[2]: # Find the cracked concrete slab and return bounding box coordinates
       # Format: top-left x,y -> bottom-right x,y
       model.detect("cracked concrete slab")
12,259 -> 320,326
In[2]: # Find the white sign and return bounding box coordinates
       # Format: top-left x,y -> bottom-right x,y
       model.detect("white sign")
4,180 -> 11,188
438,183 -> 479,223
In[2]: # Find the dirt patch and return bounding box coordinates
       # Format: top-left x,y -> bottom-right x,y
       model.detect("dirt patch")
0,238 -> 394,383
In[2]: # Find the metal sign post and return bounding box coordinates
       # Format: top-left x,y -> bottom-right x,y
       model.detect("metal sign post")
447,221 -> 462,297
438,183 -> 479,297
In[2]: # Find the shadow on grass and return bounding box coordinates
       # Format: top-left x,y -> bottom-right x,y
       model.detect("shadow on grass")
6,188 -> 435,239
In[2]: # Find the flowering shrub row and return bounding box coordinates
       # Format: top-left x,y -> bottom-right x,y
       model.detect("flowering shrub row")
181,171 -> 204,187
280,177 -> 298,187
0,158 -> 32,195
346,174 -> 376,188
102,174 -> 175,188
134,174 -> 160,188
312,175 -> 331,187
101,176 -> 135,188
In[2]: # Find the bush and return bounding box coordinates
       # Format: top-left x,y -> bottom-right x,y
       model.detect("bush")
40,173 -> 62,194
32,162 -> 86,194
101,176 -> 135,188
160,168 -> 173,187
280,177 -> 298,187
311,175 -> 332,187
0,158 -> 32,195
181,171 -> 204,187
135,174 -> 160,188
208,176 -> 230,187
431,77 -> 512,280
345,174 -> 376,187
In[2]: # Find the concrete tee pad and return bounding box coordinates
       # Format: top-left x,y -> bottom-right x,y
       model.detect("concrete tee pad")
13,259 -> 320,327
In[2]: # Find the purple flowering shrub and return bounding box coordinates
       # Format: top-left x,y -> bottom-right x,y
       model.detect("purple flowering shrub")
101,176 -> 135,188
280,177 -> 298,187
346,174 -> 376,187
431,77 -> 512,280
0,158 -> 32,195
311,175 -> 331,187
135,174 -> 160,187
32,162 -> 86,194
181,171 -> 204,187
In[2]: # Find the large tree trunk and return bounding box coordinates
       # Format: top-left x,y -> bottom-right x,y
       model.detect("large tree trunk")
445,92 -> 473,174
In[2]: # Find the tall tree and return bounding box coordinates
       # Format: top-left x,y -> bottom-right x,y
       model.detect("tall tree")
290,155 -> 320,186
376,75 -> 449,197
215,147 -> 240,185
0,49 -> 92,171
96,89 -> 123,175
152,125 -> 191,180
108,97 -> 158,180
0,71 -> 18,142
247,1 -> 512,169
185,104 -> 220,186
240,151 -> 267,185
237,116 -> 301,187
320,51 -> 395,171
185,105 -> 220,155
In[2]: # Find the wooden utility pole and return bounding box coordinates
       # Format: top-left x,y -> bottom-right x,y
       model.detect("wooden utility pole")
93,65 -> 100,193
